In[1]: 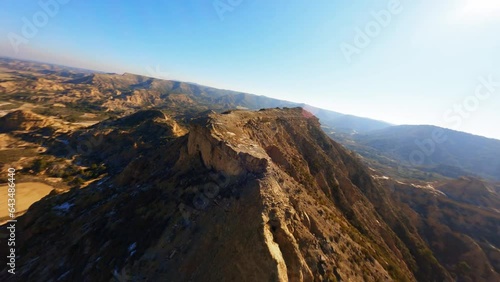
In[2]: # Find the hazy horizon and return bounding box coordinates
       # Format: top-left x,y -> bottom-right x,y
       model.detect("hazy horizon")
1,0 -> 499,139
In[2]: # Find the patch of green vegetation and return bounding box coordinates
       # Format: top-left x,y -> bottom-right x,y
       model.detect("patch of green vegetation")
69,176 -> 85,187
386,264 -> 410,281
0,148 -> 38,163
456,261 -> 471,273
66,101 -> 102,112
32,103 -> 111,123
33,105 -> 74,118
32,158 -> 48,173
82,163 -> 107,179
24,156 -> 107,188
326,274 -> 338,282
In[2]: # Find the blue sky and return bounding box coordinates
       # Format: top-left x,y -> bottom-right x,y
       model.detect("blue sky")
1,0 -> 500,139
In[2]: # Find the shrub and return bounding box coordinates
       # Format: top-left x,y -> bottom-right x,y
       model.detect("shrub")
32,158 -> 48,173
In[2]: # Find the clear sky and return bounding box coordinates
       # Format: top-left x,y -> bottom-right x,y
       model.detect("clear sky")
1,0 -> 499,139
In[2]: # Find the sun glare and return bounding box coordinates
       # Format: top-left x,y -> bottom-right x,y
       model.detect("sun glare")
454,0 -> 500,23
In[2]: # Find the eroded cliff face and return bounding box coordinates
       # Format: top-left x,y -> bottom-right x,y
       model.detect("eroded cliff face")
1,108 -> 455,281
123,108 -> 412,281
186,117 -> 268,176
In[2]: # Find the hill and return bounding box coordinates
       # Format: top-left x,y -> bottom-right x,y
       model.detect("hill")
302,105 -> 392,134
349,125 -> 500,181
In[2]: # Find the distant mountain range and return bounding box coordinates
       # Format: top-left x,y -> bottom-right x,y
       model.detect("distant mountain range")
1,57 -> 498,182
343,125 -> 500,181
299,105 -> 393,134
0,57 -> 391,133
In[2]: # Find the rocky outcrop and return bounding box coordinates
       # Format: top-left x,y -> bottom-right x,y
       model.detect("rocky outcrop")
186,115 -> 269,176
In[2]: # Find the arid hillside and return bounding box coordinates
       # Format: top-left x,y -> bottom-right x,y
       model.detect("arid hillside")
0,107 -> 497,281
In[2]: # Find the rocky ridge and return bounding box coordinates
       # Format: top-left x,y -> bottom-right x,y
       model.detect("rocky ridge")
0,108 -> 497,281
